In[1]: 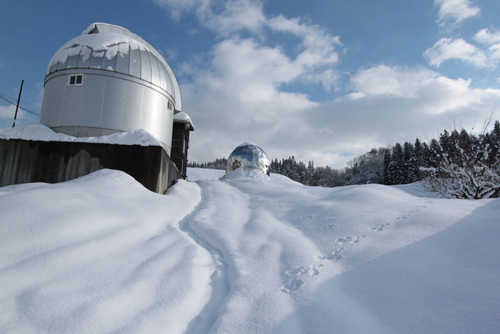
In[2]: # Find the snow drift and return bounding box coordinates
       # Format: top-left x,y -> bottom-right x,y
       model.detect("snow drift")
0,167 -> 499,333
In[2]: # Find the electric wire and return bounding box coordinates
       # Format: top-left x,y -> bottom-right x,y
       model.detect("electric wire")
0,93 -> 41,109
0,94 -> 40,116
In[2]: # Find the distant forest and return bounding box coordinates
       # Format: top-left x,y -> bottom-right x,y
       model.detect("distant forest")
188,121 -> 500,199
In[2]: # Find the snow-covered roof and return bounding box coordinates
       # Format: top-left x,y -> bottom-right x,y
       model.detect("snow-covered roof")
46,22 -> 182,112
0,124 -> 162,147
173,112 -> 194,130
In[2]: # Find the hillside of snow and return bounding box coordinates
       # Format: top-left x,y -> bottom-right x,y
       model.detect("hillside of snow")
0,167 -> 499,333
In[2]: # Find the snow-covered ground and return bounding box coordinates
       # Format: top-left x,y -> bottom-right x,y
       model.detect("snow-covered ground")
1,167 -> 499,333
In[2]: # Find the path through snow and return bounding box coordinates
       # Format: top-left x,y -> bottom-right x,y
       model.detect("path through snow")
175,182 -> 229,334
184,168 -> 500,334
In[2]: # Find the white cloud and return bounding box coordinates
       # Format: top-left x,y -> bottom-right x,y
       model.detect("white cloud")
0,104 -> 32,130
300,69 -> 340,92
199,0 -> 267,37
182,58 -> 500,167
434,0 -> 480,28
268,15 -> 341,68
153,0 -> 266,36
474,28 -> 500,45
300,66 -> 500,164
152,0 -> 208,21
350,65 -> 439,98
424,28 -> 500,68
0,104 -> 17,120
423,37 -> 490,68
346,65 -> 485,115
474,28 -> 500,62
152,0 -> 341,80
164,48 -> 178,61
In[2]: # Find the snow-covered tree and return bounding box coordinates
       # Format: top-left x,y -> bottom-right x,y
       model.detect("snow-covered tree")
424,127 -> 500,199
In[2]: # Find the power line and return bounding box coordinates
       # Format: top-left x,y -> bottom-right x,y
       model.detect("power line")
0,93 -> 41,109
0,94 -> 40,116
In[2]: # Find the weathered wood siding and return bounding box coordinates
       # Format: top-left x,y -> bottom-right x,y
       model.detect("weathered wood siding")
171,123 -> 190,179
0,139 -> 181,193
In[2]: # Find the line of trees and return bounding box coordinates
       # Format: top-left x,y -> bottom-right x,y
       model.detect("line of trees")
188,158 -> 228,170
188,121 -> 500,199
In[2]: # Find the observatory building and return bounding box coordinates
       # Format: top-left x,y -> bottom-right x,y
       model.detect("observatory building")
40,22 -> 181,155
226,143 -> 271,176
0,23 -> 193,193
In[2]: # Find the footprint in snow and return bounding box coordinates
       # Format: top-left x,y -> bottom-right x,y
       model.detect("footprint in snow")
281,264 -> 322,293
281,277 -> 304,293
322,224 -> 336,231
252,196 -> 271,203
370,223 -> 390,232
285,265 -> 321,277
336,236 -> 361,245
325,247 -> 344,261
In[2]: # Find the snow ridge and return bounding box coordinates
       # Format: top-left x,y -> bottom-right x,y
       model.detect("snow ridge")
176,181 -> 230,334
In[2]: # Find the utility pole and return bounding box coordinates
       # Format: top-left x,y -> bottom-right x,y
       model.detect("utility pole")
12,79 -> 24,128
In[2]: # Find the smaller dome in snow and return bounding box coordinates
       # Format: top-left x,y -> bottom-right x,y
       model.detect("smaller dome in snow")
226,143 -> 270,176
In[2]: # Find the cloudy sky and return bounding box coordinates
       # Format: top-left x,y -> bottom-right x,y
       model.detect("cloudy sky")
1,0 -> 499,167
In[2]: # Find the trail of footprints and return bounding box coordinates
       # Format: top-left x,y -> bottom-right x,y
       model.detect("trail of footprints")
281,199 -> 435,293
281,264 -> 323,293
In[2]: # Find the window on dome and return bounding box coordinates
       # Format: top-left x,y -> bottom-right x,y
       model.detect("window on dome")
68,74 -> 84,86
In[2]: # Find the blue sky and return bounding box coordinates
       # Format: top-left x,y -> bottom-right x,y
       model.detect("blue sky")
1,0 -> 499,167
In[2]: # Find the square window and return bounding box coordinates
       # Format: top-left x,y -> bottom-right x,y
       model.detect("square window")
68,74 -> 84,86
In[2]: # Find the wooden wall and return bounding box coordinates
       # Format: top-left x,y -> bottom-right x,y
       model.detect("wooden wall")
171,123 -> 191,179
0,139 -> 181,193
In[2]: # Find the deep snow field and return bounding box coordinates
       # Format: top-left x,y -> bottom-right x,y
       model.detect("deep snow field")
0,167 -> 499,333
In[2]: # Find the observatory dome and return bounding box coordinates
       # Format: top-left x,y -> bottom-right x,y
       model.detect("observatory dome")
40,23 -> 181,154
46,23 -> 181,108
226,143 -> 271,176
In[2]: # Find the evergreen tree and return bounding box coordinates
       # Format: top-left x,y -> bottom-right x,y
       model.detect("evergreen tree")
486,121 -> 500,168
387,143 -> 406,185
403,142 -> 413,162
421,142 -> 431,168
429,139 -> 441,167
383,148 -> 391,185
403,142 -> 413,182
408,139 -> 422,182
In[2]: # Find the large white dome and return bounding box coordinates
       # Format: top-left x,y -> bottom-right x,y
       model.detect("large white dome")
40,23 -> 181,153
46,23 -> 181,112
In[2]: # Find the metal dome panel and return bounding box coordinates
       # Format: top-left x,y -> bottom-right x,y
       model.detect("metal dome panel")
226,143 -> 271,176
46,23 -> 182,112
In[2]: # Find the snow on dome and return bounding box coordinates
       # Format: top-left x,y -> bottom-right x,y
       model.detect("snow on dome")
226,143 -> 271,176
46,22 -> 181,112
